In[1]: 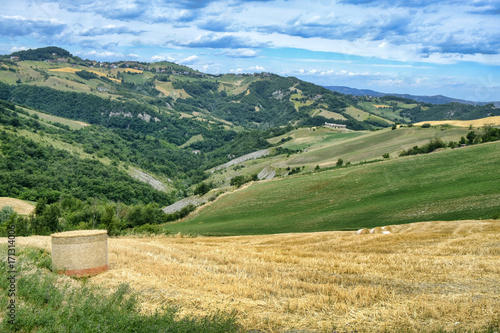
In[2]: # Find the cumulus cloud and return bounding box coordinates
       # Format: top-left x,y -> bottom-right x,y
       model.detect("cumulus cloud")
223,48 -> 259,58
180,33 -> 271,49
179,55 -> 199,65
0,15 -> 66,37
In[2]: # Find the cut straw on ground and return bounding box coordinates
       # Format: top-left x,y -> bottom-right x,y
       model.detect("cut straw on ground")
12,220 -> 500,332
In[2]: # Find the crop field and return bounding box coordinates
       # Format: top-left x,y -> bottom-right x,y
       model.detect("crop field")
317,109 -> 347,120
359,102 -> 412,123
48,67 -> 121,83
414,116 -> 500,128
282,126 -> 471,167
170,141 -> 500,236
208,126 -> 478,187
15,220 -> 500,332
155,81 -> 191,99
0,197 -> 35,215
344,106 -> 370,120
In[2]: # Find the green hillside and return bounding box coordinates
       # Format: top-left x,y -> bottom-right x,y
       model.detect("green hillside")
204,125 -> 473,189
1,47 -> 499,237
166,142 -> 500,235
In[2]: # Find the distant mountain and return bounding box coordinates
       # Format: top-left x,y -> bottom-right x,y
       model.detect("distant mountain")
324,85 -> 500,107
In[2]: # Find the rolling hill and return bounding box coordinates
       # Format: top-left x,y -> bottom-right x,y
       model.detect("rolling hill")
165,141 -> 500,235
0,47 -> 499,237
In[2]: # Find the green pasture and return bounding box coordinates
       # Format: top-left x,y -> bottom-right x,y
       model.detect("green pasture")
21,107 -> 89,130
165,142 -> 500,236
265,126 -> 471,168
359,101 -> 412,123
344,106 -> 370,120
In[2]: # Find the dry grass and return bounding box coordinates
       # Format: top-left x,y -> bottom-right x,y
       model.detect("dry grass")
0,197 -> 35,215
414,116 -> 500,128
13,220 -> 500,332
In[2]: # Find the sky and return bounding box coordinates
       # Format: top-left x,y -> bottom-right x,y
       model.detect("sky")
1,0 -> 500,102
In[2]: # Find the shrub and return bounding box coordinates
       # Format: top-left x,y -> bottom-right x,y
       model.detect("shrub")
194,182 -> 212,196
421,123 -> 431,128
230,175 -> 247,188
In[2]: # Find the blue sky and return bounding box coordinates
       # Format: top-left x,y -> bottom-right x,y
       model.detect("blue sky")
1,0 -> 500,101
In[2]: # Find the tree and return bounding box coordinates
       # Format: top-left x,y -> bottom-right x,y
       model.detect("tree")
34,198 -> 47,217
466,131 -> 477,144
336,158 -> 344,167
230,175 -> 247,188
194,182 -> 211,196
42,204 -> 61,232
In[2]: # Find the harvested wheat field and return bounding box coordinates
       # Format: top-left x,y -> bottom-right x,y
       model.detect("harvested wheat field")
0,197 -> 35,215
16,220 -> 500,332
414,116 -> 500,128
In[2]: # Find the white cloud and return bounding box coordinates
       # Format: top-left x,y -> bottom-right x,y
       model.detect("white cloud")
10,46 -> 28,52
179,55 -> 199,65
151,55 -> 166,62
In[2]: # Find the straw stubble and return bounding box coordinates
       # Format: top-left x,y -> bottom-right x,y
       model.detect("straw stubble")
17,220 -> 500,332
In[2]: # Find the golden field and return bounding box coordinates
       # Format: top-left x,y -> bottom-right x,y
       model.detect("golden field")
414,116 -> 500,128
49,67 -> 121,83
14,220 -> 500,332
0,197 -> 35,215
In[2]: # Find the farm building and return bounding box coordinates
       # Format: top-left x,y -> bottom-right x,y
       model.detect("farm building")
324,122 -> 347,129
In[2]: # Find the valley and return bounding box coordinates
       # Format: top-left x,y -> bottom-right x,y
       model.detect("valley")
0,47 -> 499,333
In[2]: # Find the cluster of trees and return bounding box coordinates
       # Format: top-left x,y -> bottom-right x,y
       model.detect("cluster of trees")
6,46 -> 72,61
1,96 -> 304,202
75,70 -> 99,80
230,173 -> 258,188
406,103 -> 499,122
0,197 -> 170,237
400,125 -> 500,156
0,130 -> 171,205
399,138 -> 447,156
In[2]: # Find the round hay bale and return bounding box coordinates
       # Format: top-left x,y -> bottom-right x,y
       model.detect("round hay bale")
51,230 -> 108,277
356,228 -> 370,235
382,226 -> 393,233
370,227 -> 383,234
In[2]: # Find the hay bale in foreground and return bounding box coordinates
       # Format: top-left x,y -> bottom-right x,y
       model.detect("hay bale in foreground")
356,228 -> 370,235
51,230 -> 108,277
370,227 -> 383,234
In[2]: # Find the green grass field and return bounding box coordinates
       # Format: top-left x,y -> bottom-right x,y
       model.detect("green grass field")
207,126 -> 473,187
165,142 -> 500,235
21,107 -> 90,130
